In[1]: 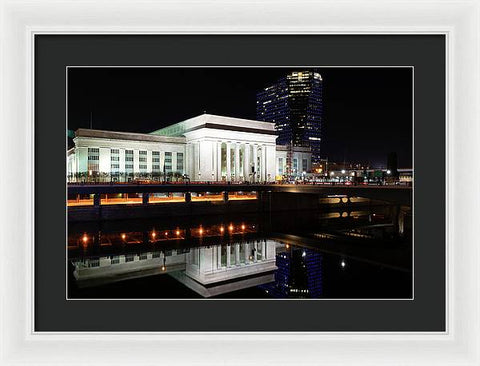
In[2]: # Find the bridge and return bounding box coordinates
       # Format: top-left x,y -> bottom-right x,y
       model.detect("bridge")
68,183 -> 412,206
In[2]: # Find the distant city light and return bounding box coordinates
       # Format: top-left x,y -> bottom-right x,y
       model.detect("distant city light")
341,260 -> 346,268
121,233 -> 126,240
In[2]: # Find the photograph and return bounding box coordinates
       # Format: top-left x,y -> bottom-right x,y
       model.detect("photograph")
5,0 -> 480,361
66,66 -> 413,300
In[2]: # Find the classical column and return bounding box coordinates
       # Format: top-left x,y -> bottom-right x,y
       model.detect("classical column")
226,244 -> 231,267
234,144 -> 240,182
235,244 -> 240,265
243,144 -> 250,180
252,145 -> 258,183
244,243 -> 249,263
217,142 -> 222,181
217,246 -> 222,269
261,145 -> 266,182
226,143 -> 231,181
261,240 -> 266,260
253,242 -> 258,262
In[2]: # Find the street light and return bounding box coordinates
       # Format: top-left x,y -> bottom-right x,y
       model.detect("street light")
386,169 -> 391,175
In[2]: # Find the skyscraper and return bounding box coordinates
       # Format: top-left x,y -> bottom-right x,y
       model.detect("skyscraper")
256,70 -> 323,170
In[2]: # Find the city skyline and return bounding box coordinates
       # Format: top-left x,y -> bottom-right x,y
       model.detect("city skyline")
68,67 -> 413,168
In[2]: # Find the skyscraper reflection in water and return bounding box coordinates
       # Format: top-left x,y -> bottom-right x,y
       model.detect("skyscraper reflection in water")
261,247 -> 323,298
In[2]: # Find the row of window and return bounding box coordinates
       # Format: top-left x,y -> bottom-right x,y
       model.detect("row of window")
87,163 -> 182,173
89,148 -> 184,172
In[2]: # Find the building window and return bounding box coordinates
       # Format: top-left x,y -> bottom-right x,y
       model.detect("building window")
125,254 -> 134,263
125,150 -> 134,162
165,152 -> 172,173
176,152 -> 184,172
139,164 -> 147,170
278,158 -> 284,175
88,258 -> 100,268
139,150 -> 147,155
87,148 -> 99,172
293,158 -> 298,172
302,158 -> 308,172
111,149 -> 119,154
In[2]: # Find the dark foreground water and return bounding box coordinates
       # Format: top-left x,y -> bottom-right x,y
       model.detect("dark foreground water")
68,205 -> 412,299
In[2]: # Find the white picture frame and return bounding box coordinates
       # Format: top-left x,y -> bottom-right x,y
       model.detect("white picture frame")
1,0 -> 479,365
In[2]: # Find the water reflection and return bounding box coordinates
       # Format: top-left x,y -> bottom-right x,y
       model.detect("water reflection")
68,206 -> 412,299
260,247 -> 323,298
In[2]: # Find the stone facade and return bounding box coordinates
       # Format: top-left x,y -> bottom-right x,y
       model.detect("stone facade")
67,114 -> 312,182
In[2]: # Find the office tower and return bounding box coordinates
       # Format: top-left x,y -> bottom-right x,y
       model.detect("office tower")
256,70 -> 323,170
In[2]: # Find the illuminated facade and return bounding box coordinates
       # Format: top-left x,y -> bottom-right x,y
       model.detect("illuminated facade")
256,70 -> 323,166
67,114 -> 312,182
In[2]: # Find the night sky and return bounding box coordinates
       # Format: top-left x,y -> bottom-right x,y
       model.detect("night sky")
68,67 -> 412,168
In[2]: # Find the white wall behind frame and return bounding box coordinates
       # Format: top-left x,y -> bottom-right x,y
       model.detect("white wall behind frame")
1,1 -> 479,366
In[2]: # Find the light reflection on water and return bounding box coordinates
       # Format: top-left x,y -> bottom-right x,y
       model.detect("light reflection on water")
68,206 -> 412,299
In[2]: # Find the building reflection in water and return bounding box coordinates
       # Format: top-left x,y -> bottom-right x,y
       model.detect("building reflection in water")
68,207 -> 411,299
260,247 -> 323,298
71,238 -> 279,298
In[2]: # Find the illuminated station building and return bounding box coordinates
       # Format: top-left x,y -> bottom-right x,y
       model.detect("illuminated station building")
67,114 -> 312,182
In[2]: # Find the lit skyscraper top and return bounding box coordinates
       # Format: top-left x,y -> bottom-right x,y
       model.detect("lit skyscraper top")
256,70 -> 323,168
